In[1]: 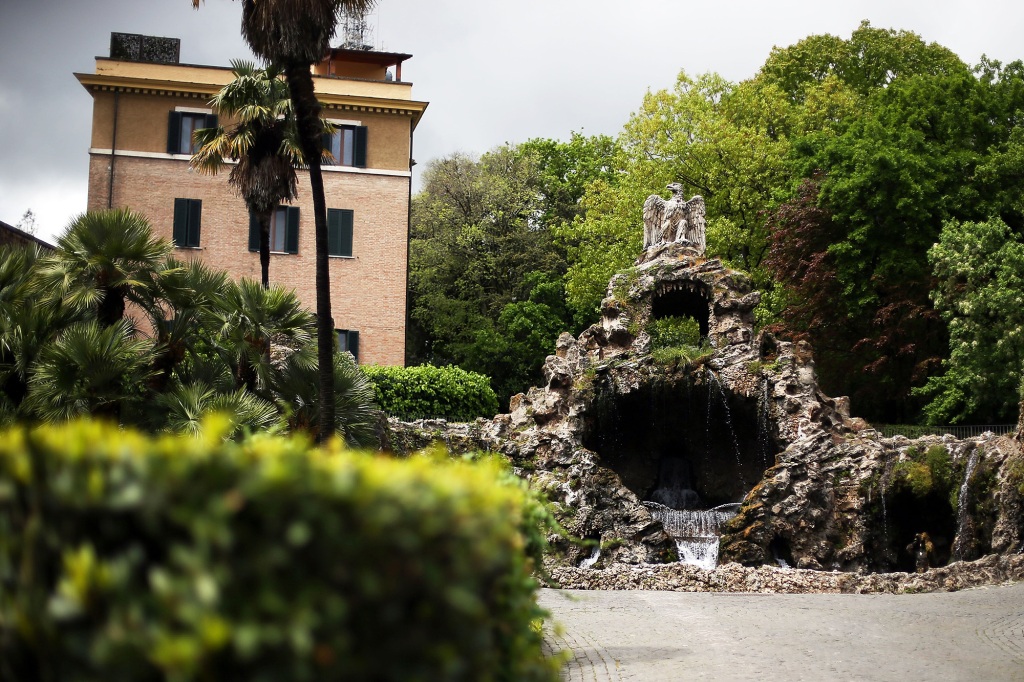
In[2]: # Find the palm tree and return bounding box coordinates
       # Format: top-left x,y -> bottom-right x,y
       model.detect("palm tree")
0,245 -> 69,420
154,381 -> 279,438
270,346 -> 380,446
25,319 -> 155,423
140,256 -> 229,393
191,61 -> 305,288
33,209 -> 171,327
214,277 -> 315,393
193,0 -> 378,440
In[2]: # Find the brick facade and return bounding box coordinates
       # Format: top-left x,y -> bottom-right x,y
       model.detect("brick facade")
87,154 -> 411,365
77,44 -> 426,367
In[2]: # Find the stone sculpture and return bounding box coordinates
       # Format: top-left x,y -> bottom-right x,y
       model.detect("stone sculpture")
642,183 -> 707,253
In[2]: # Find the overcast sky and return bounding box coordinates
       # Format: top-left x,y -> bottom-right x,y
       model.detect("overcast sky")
2,0 -> 1023,242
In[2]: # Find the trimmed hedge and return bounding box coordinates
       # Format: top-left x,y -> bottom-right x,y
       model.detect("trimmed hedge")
362,364 -> 500,422
0,420 -> 559,681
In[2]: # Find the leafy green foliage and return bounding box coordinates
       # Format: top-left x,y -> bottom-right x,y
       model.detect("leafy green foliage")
914,218 -> 1024,423
760,29 -> 1024,421
647,316 -> 702,349
362,364 -> 500,422
0,211 -> 379,441
892,445 -> 954,499
404,22 -> 1024,424
0,420 -> 559,681
557,70 -> 791,324
408,138 -> 615,401
647,316 -> 713,368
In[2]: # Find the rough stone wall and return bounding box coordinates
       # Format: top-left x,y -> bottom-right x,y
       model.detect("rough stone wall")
391,242 -> 1024,573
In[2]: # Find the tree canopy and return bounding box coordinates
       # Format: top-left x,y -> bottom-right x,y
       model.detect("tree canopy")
406,22 -> 1024,424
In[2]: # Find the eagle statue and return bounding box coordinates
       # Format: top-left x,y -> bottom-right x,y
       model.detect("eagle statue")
642,183 -> 707,254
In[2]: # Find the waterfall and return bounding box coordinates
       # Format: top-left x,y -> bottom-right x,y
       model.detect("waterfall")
580,543 -> 601,569
951,448 -> 981,560
756,377 -> 773,469
879,450 -> 895,540
706,370 -> 743,473
644,501 -> 740,570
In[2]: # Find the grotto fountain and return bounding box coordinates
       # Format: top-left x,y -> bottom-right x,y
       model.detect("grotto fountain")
390,186 -> 1024,591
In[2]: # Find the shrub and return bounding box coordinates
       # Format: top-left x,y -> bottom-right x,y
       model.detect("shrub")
892,445 -> 953,499
362,364 -> 500,422
0,420 -> 559,681
647,315 -> 701,349
646,316 -> 713,368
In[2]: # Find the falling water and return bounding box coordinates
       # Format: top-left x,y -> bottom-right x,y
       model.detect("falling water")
879,450 -> 895,537
580,543 -> 601,569
952,448 -> 981,560
644,501 -> 740,570
705,376 -> 713,470
755,377 -> 773,469
707,370 -> 743,473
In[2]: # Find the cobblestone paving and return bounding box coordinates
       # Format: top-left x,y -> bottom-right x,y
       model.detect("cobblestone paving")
539,583 -> 1024,681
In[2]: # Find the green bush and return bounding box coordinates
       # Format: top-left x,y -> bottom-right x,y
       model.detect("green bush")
362,364 -> 500,422
646,316 -> 713,367
647,315 -> 702,349
0,420 -> 559,681
892,445 -> 954,500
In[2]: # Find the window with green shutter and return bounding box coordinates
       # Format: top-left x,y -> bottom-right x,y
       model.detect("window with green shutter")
172,198 -> 202,248
322,125 -> 368,168
167,111 -> 217,155
336,329 -> 359,361
327,208 -> 354,257
250,206 -> 299,254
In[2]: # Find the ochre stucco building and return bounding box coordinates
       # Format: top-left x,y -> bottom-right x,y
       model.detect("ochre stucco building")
75,34 -> 427,366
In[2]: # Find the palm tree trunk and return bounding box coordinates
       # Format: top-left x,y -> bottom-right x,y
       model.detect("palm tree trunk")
284,60 -> 335,440
97,285 -> 126,328
258,209 -> 272,288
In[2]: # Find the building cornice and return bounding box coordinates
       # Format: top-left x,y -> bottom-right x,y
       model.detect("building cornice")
75,72 -> 428,126
89,148 -> 413,177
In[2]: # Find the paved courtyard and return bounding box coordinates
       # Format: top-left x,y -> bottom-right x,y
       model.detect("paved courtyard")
539,583 -> 1024,681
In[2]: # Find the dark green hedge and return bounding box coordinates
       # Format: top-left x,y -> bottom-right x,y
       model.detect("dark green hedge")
362,364 -> 500,422
0,419 -> 559,681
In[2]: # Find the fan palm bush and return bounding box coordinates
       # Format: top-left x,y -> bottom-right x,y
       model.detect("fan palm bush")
0,210 -> 381,441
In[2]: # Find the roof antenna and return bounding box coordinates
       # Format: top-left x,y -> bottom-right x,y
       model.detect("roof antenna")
339,6 -> 374,51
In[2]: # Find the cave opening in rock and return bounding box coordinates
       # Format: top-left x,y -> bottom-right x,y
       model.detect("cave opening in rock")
651,282 -> 710,339
582,373 -> 781,510
885,490 -> 956,572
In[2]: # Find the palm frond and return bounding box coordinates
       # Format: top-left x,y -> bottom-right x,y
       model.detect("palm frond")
269,347 -> 380,445
32,209 -> 169,325
154,380 -> 279,437
26,319 -> 156,423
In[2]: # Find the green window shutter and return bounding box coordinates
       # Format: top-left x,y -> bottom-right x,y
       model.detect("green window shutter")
285,206 -> 300,254
354,126 -> 368,168
167,111 -> 183,154
327,209 -> 343,256
340,209 -> 354,257
248,212 -> 260,252
188,199 -> 202,247
172,198 -> 188,246
206,113 -> 218,130
348,331 -> 359,361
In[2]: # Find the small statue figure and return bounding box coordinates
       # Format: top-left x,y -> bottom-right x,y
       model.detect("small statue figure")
643,183 -> 707,254
906,531 -> 936,573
